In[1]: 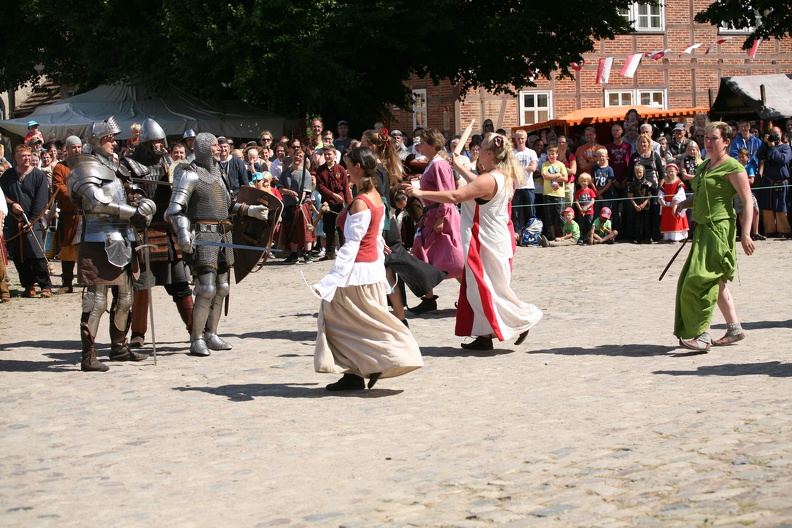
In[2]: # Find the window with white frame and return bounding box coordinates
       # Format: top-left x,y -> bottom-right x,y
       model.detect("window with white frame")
719,21 -> 753,34
412,89 -> 427,131
518,91 -> 552,126
606,90 -> 633,107
619,2 -> 664,32
605,89 -> 666,109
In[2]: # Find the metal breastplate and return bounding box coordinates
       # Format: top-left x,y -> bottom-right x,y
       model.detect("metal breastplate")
83,179 -> 136,242
187,166 -> 230,222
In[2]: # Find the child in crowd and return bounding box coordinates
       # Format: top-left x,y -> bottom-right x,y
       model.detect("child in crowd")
658,163 -> 689,242
590,207 -> 618,244
574,173 -> 596,245
309,174 -> 325,259
591,148 -> 615,217
540,146 -> 568,240
628,164 -> 655,244
733,147 -> 763,240
539,207 -> 579,247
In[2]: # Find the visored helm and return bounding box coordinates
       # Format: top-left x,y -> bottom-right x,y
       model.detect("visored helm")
89,116 -> 121,152
139,118 -> 168,155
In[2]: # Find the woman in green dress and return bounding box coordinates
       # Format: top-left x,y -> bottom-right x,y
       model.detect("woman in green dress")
672,121 -> 756,352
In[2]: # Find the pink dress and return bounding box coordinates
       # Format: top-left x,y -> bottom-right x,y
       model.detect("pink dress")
411,156 -> 465,279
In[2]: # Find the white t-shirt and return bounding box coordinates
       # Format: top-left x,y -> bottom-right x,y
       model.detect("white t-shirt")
513,147 -> 538,190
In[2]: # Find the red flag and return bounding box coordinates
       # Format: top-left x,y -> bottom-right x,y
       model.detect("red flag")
596,58 -> 613,84
645,49 -> 671,60
620,54 -> 642,78
748,38 -> 762,58
705,37 -> 732,54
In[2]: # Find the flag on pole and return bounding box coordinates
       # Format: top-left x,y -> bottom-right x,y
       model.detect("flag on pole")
679,43 -> 703,57
748,38 -> 763,58
596,57 -> 613,84
645,49 -> 671,60
570,60 -> 585,71
620,54 -> 642,78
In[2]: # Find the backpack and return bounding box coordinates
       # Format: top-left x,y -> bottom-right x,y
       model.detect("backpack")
518,217 -> 543,247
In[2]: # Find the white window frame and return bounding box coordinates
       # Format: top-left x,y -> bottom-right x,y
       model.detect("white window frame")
637,89 -> 666,109
518,90 -> 553,126
605,90 -> 634,107
619,2 -> 665,32
718,22 -> 753,34
605,89 -> 667,109
412,89 -> 427,132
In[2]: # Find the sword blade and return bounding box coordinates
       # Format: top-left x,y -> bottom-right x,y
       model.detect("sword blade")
193,240 -> 282,252
143,229 -> 157,365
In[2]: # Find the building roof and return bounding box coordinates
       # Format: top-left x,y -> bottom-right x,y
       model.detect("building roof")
515,105 -> 709,132
709,74 -> 792,122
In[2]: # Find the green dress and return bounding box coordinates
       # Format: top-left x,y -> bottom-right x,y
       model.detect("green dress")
674,156 -> 743,339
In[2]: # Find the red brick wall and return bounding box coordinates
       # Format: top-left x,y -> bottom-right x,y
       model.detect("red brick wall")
394,0 -> 791,137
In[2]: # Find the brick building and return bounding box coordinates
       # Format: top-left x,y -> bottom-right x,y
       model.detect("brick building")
389,0 -> 792,138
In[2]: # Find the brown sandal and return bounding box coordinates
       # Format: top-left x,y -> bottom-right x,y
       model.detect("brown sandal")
712,332 -> 745,346
678,336 -> 711,352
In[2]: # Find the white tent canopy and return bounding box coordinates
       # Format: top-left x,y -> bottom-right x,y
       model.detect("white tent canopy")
0,83 -> 297,141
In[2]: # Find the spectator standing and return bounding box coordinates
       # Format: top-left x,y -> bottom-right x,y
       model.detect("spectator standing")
557,135 -> 577,206
574,126 -> 605,176
278,148 -> 316,263
669,123 -> 691,158
630,134 -> 665,240
217,136 -> 249,196
0,145 -> 53,297
540,146 -> 568,241
50,136 -> 83,293
592,148 -> 615,217
628,165 -> 655,244
729,119 -> 762,165
315,146 -> 351,260
24,121 -> 44,144
391,130 -> 410,161
0,184 -> 9,301
574,174 -> 596,243
606,123 -> 633,239
334,120 -> 352,156
270,142 -> 287,181
512,130 -> 538,230
658,163 -> 689,242
756,126 -> 792,237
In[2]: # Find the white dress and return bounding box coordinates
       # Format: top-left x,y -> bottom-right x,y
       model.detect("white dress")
456,171 -> 543,340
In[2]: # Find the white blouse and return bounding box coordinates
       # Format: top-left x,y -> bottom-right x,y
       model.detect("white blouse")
313,207 -> 387,301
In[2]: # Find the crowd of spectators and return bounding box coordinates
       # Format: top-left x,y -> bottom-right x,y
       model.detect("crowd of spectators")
2,111 -> 791,301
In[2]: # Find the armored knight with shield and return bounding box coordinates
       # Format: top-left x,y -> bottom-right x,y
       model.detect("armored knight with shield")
165,132 -> 276,356
119,118 -> 193,348
67,117 -> 156,372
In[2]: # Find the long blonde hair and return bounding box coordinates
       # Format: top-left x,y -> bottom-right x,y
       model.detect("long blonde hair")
481,132 -> 524,198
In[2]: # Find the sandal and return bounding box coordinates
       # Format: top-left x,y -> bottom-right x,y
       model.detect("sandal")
678,334 -> 711,352
712,332 -> 745,346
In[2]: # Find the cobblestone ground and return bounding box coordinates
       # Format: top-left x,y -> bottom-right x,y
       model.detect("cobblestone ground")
1,240 -> 791,527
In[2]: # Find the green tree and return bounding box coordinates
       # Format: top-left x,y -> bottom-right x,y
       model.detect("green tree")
2,0 -> 636,125
694,0 -> 792,48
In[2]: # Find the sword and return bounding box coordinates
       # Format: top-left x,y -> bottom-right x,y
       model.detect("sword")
193,240 -> 282,252
134,231 -> 159,365
658,237 -> 690,281
130,178 -> 173,187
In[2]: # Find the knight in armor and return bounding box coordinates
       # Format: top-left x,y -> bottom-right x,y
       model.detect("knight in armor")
67,117 -> 156,372
120,118 -> 194,348
165,133 -> 269,356
183,129 -> 196,162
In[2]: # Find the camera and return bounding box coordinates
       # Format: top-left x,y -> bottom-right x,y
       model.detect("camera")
768,132 -> 780,144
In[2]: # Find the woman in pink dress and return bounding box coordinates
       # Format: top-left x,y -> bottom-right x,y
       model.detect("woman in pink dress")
403,133 -> 543,350
409,128 -> 464,314
659,163 -> 689,241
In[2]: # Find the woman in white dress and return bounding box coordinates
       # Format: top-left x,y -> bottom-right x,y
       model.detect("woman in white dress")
403,133 -> 543,350
313,147 -> 423,390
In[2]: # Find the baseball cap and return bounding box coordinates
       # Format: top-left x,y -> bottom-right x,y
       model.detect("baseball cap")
600,207 -> 612,219
216,136 -> 228,144
27,120 -> 39,128
338,120 -> 349,127
250,172 -> 264,182
390,130 -> 403,137
673,123 -> 686,132
563,207 -> 575,215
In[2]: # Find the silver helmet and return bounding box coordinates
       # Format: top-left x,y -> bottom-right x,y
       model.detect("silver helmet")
139,118 -> 168,153
183,129 -> 197,139
89,116 -> 121,151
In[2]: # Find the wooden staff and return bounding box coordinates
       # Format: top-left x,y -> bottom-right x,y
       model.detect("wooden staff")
454,119 -> 475,156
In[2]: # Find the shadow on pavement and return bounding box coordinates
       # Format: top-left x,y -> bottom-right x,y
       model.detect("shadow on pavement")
0,357 -> 75,372
420,346 -> 515,358
654,361 -> 792,377
230,330 -> 317,342
173,383 -> 404,401
712,319 -> 792,330
528,344 -> 679,357
406,308 -> 457,320
0,340 -> 80,352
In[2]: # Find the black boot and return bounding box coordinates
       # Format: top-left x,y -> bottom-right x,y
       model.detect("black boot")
57,261 -> 75,294
109,318 -> 148,362
461,336 -> 493,351
408,295 -> 438,315
80,324 -> 109,372
326,373 -> 365,391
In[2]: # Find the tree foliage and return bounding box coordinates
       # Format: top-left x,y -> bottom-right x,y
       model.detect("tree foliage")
1,0 -> 638,125
694,0 -> 792,48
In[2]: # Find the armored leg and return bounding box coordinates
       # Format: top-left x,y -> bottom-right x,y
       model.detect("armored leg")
204,271 -> 232,351
190,270 -> 216,356
80,288 -> 110,372
109,273 -> 147,362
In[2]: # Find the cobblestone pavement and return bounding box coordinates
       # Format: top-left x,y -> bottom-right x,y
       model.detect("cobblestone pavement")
1,240 -> 791,527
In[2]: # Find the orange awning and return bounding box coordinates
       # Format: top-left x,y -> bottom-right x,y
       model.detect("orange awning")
515,105 -> 709,133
